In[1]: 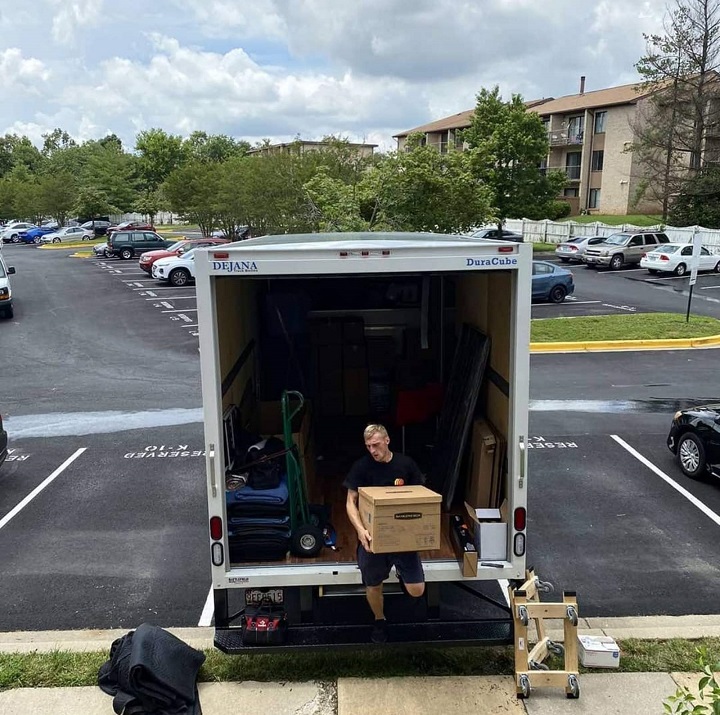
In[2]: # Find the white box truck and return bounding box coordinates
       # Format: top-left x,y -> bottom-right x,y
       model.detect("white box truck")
195,231 -> 531,652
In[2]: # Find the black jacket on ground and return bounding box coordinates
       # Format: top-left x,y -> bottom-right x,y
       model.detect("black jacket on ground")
98,622 -> 205,714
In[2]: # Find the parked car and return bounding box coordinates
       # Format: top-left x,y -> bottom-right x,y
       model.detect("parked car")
107,221 -> 154,236
640,243 -> 720,276
93,241 -> 111,258
138,238 -> 229,274
210,226 -> 251,241
152,249 -> 197,286
106,230 -> 172,259
81,219 -> 114,237
17,226 -> 55,244
469,227 -> 524,242
555,235 -> 608,263
667,404 -> 720,481
583,230 -> 670,269
1,222 -> 36,243
0,412 -> 7,468
0,252 -> 16,318
41,226 -> 95,243
532,260 -> 574,303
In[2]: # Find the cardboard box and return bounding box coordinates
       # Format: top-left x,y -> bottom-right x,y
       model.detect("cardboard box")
358,485 -> 441,554
578,636 -> 620,668
464,501 -> 508,561
343,368 -> 369,415
465,420 -> 497,509
450,514 -> 478,577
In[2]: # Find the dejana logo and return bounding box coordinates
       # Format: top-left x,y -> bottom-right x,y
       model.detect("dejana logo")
212,260 -> 258,273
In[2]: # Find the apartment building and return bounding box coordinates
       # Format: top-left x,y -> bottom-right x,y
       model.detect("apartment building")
393,79 -> 663,215
247,140 -> 377,158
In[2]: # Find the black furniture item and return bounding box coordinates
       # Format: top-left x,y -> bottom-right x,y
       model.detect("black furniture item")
429,324 -> 490,509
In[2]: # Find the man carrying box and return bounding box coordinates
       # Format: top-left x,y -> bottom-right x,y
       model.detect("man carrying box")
344,424 -> 426,644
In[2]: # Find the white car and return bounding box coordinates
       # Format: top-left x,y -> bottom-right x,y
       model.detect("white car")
555,235 -> 607,263
1,222 -> 36,243
40,226 -> 95,243
152,249 -> 196,286
640,243 -> 720,276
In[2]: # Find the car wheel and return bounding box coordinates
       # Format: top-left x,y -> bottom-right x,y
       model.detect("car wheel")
648,269 -> 658,275
714,261 -> 720,273
677,433 -> 707,479
104,249 -> 112,258
675,262 -> 687,277
120,248 -> 133,260
559,258 -> 570,263
548,285 -> 567,303
11,234 -> 19,243
609,254 -> 623,270
53,237 -> 60,244
584,263 -> 596,269
33,236 -> 42,244
169,268 -> 191,287
3,306 -> 13,319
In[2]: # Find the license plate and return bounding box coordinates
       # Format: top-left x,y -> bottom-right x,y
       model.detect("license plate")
245,588 -> 284,605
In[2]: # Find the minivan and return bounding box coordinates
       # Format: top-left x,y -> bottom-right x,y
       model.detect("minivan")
0,253 -> 15,318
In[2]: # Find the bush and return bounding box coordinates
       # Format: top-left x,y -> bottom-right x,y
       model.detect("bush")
548,200 -> 572,220
663,647 -> 720,713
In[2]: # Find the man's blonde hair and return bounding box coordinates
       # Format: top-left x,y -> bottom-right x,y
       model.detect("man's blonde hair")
363,424 -> 388,441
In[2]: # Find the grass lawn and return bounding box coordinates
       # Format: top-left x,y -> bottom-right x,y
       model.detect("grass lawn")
0,638 -> 717,689
532,312 -> 720,343
531,242 -> 557,252
562,214 -> 663,227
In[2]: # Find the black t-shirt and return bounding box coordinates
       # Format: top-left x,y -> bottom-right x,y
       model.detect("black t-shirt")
343,453 -> 425,491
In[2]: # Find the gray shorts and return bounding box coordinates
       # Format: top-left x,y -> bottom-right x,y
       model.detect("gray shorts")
356,544 -> 425,587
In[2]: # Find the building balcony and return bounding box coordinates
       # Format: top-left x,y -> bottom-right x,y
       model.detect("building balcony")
549,130 -> 584,146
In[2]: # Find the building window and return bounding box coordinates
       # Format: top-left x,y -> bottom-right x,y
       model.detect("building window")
564,188 -> 579,197
594,111 -> 607,134
565,151 -> 581,180
591,150 -> 604,171
568,115 -> 584,143
589,188 -> 601,209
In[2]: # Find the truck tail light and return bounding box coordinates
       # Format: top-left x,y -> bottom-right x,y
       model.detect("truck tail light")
498,246 -> 514,253
514,507 -> 526,531
211,542 -> 224,566
514,532 -> 526,556
210,516 -> 223,540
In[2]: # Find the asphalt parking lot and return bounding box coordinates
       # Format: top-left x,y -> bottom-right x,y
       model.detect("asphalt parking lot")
0,244 -> 718,631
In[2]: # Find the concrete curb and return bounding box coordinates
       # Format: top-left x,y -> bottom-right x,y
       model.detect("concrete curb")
531,334 -> 720,352
0,615 -> 717,654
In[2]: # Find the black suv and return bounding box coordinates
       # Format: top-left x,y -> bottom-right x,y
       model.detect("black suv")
107,231 -> 173,260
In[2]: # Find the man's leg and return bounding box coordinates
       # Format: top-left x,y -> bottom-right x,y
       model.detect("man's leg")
394,553 -> 425,598
357,545 -> 391,643
365,584 -> 385,619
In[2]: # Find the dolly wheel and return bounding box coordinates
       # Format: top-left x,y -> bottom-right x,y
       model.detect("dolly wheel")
517,674 -> 531,699
291,525 -> 324,557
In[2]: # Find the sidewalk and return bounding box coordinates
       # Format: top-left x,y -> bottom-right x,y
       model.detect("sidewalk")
1,616 -> 717,714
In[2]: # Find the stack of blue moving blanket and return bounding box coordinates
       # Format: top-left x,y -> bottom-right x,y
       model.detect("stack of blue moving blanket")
226,475 -> 291,561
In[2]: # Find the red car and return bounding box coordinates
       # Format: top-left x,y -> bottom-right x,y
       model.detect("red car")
107,221 -> 155,236
138,238 -> 229,273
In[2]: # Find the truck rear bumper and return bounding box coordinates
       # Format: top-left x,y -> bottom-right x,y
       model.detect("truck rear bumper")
215,617 -> 513,653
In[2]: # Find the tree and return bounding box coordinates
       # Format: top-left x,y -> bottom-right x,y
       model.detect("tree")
632,0 -> 720,218
135,128 -> 188,192
163,161 -> 220,236
303,166 -> 370,232
134,190 -> 164,226
37,172 -> 78,226
42,128 -> 77,157
668,165 -> 720,226
184,131 -> 250,163
461,87 -> 566,228
74,187 -> 116,221
82,145 -> 140,213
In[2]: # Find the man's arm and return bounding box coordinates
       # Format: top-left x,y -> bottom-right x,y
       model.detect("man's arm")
346,489 -> 372,551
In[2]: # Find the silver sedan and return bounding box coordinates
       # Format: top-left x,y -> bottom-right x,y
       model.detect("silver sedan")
41,226 -> 95,243
555,235 -> 607,263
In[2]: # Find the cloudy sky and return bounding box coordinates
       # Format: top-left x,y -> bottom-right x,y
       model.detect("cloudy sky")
0,0 -> 667,152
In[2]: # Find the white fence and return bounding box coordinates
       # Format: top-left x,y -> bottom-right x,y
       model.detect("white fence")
503,219 -> 720,249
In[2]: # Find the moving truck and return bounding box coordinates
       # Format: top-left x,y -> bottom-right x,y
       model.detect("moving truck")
195,232 -> 531,652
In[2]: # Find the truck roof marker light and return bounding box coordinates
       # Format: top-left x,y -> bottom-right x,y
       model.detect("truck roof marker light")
211,541 -> 224,566
214,252 -> 229,259
210,516 -> 223,540
498,245 -> 515,253
361,250 -> 369,257
514,532 -> 526,557
339,251 -> 348,257
382,250 -> 391,256
514,507 -> 526,531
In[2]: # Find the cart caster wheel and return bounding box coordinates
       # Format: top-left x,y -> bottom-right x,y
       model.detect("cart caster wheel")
566,674 -> 580,699
517,605 -> 529,627
529,660 -> 549,671
517,674 -> 531,699
547,640 -> 565,657
566,605 -> 578,626
290,525 -> 324,557
535,578 -> 554,594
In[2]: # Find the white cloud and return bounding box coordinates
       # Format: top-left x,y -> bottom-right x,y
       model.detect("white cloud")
0,48 -> 49,88
49,0 -> 104,43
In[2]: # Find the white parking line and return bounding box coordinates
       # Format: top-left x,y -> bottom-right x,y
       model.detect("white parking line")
611,435 -> 720,527
533,300 -> 602,306
123,279 -> 155,283
198,585 -> 214,627
700,285 -> 720,290
162,308 -> 198,313
145,295 -> 195,300
0,449 -> 87,531
600,268 -> 646,274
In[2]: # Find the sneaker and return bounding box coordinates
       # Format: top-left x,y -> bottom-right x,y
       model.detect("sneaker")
371,618 -> 387,644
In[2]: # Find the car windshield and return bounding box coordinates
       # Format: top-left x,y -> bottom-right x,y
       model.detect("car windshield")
654,245 -> 680,254
167,241 -> 187,251
604,234 -> 631,245
183,249 -> 196,260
